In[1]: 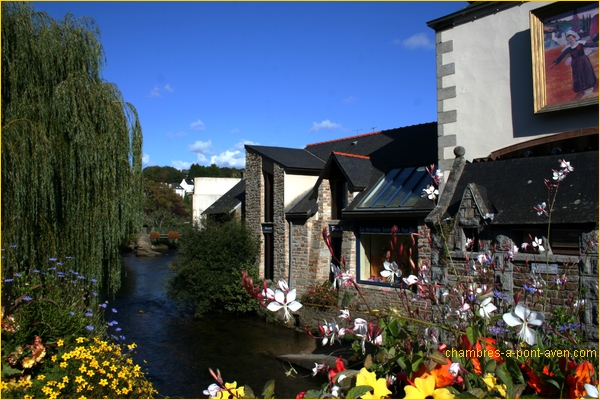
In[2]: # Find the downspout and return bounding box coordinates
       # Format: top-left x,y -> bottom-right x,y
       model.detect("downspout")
288,220 -> 293,288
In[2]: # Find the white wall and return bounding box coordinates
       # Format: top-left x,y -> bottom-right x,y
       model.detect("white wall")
192,177 -> 241,222
435,2 -> 598,170
284,173 -> 319,209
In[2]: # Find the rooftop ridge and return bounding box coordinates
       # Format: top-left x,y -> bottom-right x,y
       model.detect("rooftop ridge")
331,151 -> 371,160
305,122 -> 436,148
305,130 -> 382,147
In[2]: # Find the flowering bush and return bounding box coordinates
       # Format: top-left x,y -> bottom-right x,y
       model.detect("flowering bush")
1,254 -> 156,398
204,159 -> 598,399
300,281 -> 339,309
167,230 -> 179,240
149,231 -> 160,241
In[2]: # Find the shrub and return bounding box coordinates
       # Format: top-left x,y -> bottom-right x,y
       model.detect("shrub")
166,219 -> 261,318
301,281 -> 339,308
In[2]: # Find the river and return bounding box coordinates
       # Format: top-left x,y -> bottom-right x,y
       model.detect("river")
108,252 -> 328,398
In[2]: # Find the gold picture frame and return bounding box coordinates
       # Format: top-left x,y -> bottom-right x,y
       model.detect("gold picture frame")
530,2 -> 599,113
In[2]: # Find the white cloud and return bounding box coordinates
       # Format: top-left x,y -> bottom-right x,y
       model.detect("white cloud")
210,150 -> 245,168
398,33 -> 434,50
344,96 -> 357,104
172,160 -> 191,170
149,86 -> 161,97
142,153 -> 150,165
164,84 -> 174,92
196,154 -> 209,163
167,131 -> 186,138
234,139 -> 260,150
190,119 -> 206,131
310,119 -> 342,132
189,140 -> 212,154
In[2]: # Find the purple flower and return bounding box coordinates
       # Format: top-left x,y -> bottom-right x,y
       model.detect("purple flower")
115,327 -> 122,332
523,284 -> 536,294
14,273 -> 22,278
22,296 -> 32,302
90,278 -> 97,283
85,325 -> 94,331
100,303 -> 107,308
33,270 -> 40,273
70,311 -> 75,316
85,312 -> 93,317
111,308 -> 118,313
119,335 -> 126,341
49,258 -> 57,262
4,278 -> 13,283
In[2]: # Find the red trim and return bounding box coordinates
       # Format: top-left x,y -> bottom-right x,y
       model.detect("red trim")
331,151 -> 371,160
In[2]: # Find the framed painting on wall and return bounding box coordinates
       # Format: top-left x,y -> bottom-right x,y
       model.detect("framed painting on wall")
530,2 -> 598,113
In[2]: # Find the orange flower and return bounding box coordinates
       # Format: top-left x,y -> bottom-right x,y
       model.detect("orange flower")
460,336 -> 501,376
566,360 -> 595,398
329,356 -> 346,383
412,359 -> 455,388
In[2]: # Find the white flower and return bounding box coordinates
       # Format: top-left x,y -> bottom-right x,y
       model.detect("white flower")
531,237 -> 545,252
339,309 -> 351,320
331,385 -> 341,397
560,159 -> 574,173
534,202 -> 548,216
266,289 -> 302,321
502,303 -> 545,346
449,362 -> 461,377
478,297 -> 497,320
553,169 -> 565,181
203,383 -> 221,398
584,384 -> 599,399
422,185 -> 439,200
381,261 -> 402,282
312,363 -> 326,377
277,278 -> 289,292
574,299 -> 586,308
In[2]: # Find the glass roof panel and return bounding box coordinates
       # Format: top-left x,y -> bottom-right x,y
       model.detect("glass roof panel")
358,166 -> 433,209
371,168 -> 416,208
359,168 -> 400,208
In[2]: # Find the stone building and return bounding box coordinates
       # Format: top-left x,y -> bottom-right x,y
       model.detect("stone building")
426,1 -> 599,340
244,123 -> 438,310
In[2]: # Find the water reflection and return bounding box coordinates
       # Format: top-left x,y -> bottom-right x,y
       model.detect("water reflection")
110,253 -> 326,398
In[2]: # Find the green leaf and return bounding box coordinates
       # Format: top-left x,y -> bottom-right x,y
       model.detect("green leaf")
242,385 -> 255,398
495,363 -> 515,398
346,385 -> 373,399
303,389 -> 323,399
466,326 -> 478,346
1,363 -> 23,377
505,357 -> 525,385
261,380 -> 275,399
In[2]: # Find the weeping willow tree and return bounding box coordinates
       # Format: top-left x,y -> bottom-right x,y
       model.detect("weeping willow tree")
1,2 -> 143,294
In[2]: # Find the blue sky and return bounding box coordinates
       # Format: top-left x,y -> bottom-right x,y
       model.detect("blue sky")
33,1 -> 467,170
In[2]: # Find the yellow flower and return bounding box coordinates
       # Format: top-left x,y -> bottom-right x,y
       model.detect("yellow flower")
56,382 -> 65,389
403,375 -> 455,399
57,339 -> 64,347
37,375 -> 46,381
51,355 -> 57,362
482,373 -> 507,397
62,376 -> 69,384
99,379 -> 108,386
356,368 -> 392,399
76,337 -> 85,344
75,376 -> 85,384
60,362 -> 68,368
24,396 -> 33,399
217,382 -> 245,399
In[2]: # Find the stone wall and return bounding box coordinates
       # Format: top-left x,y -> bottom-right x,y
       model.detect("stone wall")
245,151 -> 265,277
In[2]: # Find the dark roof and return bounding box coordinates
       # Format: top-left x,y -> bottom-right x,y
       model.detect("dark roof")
184,179 -> 194,186
305,122 -> 438,174
285,123 -> 439,218
438,151 -> 598,225
245,145 -> 325,171
203,180 -> 246,215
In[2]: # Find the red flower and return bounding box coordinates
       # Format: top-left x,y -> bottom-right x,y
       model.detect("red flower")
328,356 -> 346,384
412,358 -> 456,388
566,360 -> 595,398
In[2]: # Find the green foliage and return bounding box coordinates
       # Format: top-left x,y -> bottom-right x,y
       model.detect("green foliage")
166,219 -> 261,318
143,180 -> 190,232
142,165 -> 186,184
1,2 -> 143,295
187,163 -> 243,180
301,281 -> 339,308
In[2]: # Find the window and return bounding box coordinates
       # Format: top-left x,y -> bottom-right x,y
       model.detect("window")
550,229 -> 580,255
331,180 -> 348,220
358,232 -> 416,284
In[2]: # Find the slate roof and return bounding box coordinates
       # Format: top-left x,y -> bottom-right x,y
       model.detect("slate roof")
286,123 -> 439,218
203,180 -> 246,215
244,145 -> 325,171
435,151 -> 598,226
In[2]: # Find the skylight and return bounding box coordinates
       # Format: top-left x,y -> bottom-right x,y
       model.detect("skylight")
358,166 -> 431,209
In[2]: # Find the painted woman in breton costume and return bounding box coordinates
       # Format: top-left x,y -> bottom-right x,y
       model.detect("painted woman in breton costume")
549,30 -> 598,99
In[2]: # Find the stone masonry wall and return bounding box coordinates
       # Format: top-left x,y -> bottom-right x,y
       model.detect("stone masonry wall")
245,151 -> 265,278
